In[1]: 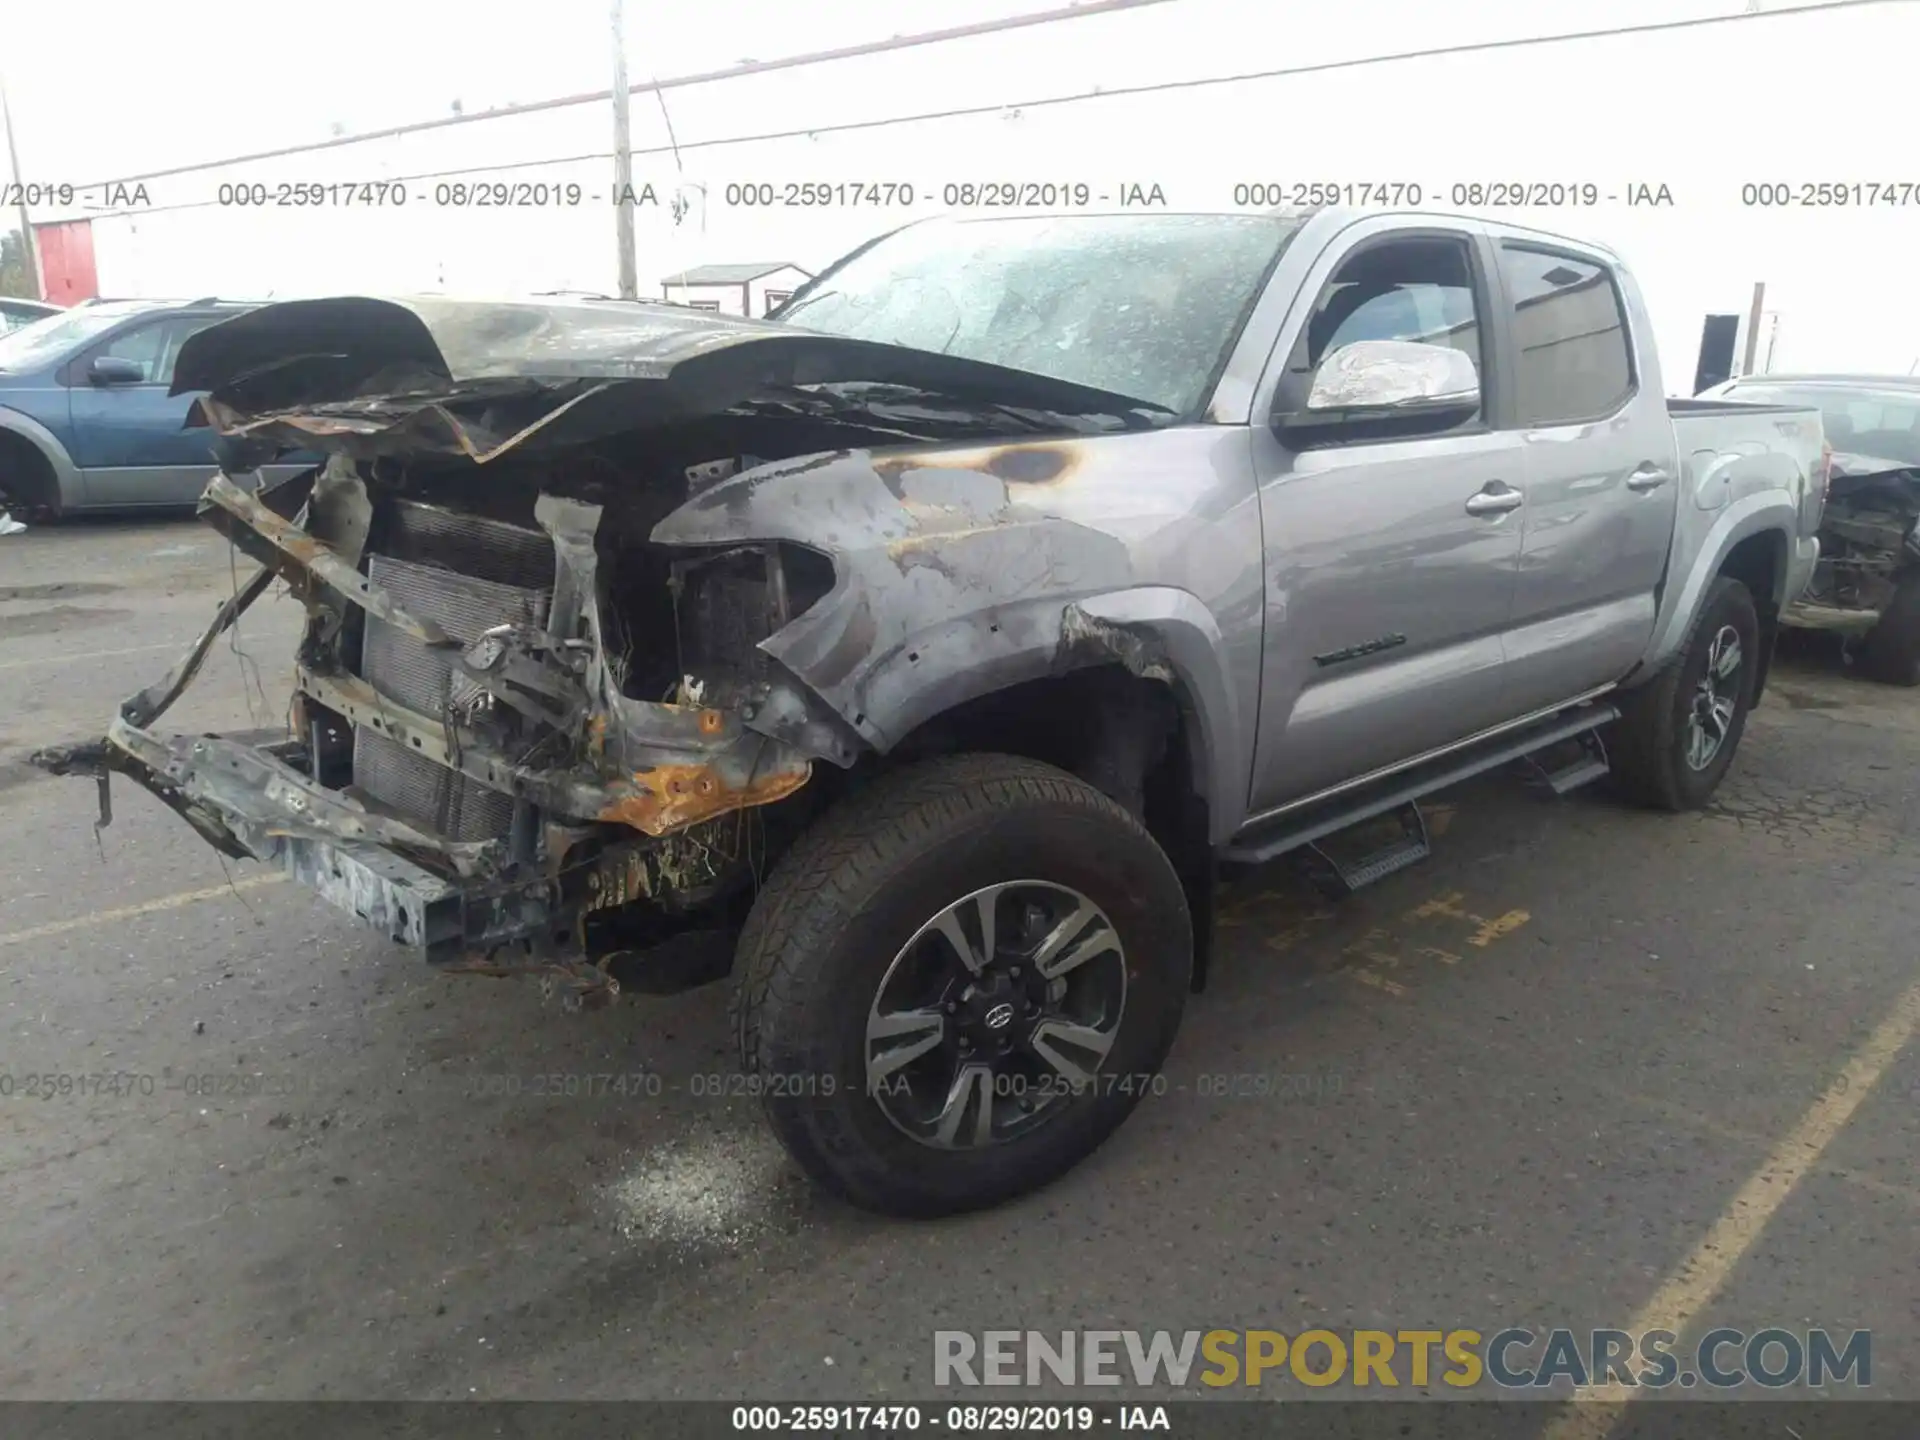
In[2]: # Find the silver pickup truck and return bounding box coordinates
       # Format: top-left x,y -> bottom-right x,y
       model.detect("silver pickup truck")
35,207 -> 1826,1217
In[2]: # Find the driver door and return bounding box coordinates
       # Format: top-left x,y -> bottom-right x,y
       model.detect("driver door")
67,312 -> 229,508
1246,220 -> 1528,814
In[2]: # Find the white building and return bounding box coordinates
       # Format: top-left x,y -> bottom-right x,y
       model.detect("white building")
661,262 -> 812,317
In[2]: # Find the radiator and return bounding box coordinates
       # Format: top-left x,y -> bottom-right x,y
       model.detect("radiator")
351,503 -> 555,840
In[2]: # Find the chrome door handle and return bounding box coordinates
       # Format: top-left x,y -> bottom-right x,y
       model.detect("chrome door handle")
1464,483 -> 1524,517
1626,465 -> 1672,492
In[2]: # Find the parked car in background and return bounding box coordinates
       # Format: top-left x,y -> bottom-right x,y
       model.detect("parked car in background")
38,209 -> 1825,1216
0,296 -> 62,332
1702,373 -> 1920,684
0,296 -> 312,522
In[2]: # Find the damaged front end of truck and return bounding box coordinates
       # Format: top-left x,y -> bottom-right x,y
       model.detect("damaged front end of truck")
1791,452 -> 1920,621
31,296 -> 1164,1004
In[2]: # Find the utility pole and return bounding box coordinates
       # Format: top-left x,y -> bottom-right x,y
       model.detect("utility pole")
1740,281 -> 1766,376
609,0 -> 639,300
0,71 -> 42,300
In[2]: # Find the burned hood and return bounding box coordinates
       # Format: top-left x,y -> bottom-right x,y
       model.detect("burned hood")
171,295 -> 1167,463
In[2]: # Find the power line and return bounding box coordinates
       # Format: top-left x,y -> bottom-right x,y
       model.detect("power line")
67,0 -> 1178,191
78,0 -> 1907,224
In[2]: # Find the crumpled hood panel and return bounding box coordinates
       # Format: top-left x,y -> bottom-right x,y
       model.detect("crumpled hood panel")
170,295 -> 1165,463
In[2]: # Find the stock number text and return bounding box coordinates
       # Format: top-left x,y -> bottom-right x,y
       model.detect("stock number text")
1235,181 -> 1422,208
723,181 -> 915,208
218,181 -> 408,207
1741,181 -> 1920,207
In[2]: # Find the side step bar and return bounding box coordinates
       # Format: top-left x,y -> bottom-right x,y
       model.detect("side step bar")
1222,702 -> 1620,891
1520,727 -> 1612,797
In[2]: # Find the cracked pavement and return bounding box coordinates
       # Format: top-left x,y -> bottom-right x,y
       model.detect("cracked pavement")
1,520 -> 1915,1405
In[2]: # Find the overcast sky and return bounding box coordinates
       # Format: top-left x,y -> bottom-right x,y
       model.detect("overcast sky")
6,0 -> 1917,379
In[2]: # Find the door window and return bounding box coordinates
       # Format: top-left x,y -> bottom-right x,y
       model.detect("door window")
88,314 -> 225,385
1497,246 -> 1634,425
1301,236 -> 1484,383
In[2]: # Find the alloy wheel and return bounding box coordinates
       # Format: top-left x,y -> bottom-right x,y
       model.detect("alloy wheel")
864,880 -> 1128,1149
1684,624 -> 1743,771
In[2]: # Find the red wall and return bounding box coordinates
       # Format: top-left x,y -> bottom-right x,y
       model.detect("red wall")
32,219 -> 98,304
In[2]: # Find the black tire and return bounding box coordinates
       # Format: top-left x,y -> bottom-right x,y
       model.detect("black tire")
0,434 -> 59,525
1860,571 -> 1920,687
1609,576 -> 1760,811
730,753 -> 1192,1218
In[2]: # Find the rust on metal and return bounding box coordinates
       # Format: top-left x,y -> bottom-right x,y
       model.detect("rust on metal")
202,475 -> 456,647
599,761 -> 812,837
443,953 -> 621,1009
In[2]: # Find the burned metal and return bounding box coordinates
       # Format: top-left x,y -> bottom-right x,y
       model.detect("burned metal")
34,292 -> 1238,996
655,435 -> 1154,753
170,296 -> 1165,464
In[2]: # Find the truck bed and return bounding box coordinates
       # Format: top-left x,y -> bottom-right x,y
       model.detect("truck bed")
1666,395 -> 1825,471
1667,396 -> 1817,418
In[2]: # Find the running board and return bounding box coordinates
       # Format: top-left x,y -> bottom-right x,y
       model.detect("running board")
1291,801 -> 1431,899
1519,727 -> 1612,797
1223,702 -> 1621,877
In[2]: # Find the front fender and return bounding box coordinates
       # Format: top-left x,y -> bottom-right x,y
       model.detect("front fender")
1058,588 -> 1247,845
652,434 -> 1263,836
839,585 -> 1246,844
0,405 -> 83,514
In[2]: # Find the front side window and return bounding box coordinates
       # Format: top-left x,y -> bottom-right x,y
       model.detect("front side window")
1284,235 -> 1486,439
1300,236 -> 1484,382
1499,245 -> 1634,425
88,315 -> 225,385
93,320 -> 171,382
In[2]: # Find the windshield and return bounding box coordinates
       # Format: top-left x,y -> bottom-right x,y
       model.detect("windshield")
1724,382 -> 1920,465
777,213 -> 1301,416
0,303 -> 161,372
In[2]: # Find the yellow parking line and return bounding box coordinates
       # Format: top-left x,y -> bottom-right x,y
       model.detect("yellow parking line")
0,873 -> 288,950
1614,1088 -> 1920,1212
1543,978 -> 1920,1438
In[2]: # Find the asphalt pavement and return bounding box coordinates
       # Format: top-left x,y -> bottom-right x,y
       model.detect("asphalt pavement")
1,518 -> 1915,1407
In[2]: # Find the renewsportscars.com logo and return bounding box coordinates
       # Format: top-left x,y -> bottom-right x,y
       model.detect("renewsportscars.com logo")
934,1328 -> 1871,1390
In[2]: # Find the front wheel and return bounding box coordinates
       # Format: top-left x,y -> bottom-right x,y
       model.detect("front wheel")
1859,571 -> 1920,687
730,753 -> 1193,1218
1609,575 -> 1760,811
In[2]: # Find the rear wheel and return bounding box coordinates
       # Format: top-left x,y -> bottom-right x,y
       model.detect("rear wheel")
730,753 -> 1192,1218
1859,571 -> 1920,687
1609,576 -> 1760,811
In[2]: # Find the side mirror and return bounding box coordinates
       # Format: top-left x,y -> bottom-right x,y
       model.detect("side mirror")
1277,339 -> 1480,433
88,355 -> 147,386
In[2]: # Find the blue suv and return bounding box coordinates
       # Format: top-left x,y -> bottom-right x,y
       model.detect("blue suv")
0,298 -> 310,522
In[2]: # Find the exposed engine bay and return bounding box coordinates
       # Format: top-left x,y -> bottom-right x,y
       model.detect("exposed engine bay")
31,296 -> 1177,1005
1790,453 -> 1920,629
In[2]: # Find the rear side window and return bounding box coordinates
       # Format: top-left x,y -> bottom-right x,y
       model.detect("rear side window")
1498,245 -> 1634,425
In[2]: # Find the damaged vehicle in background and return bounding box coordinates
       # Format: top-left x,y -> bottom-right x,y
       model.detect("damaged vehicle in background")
34,209 -> 1826,1217
1700,373 -> 1920,684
